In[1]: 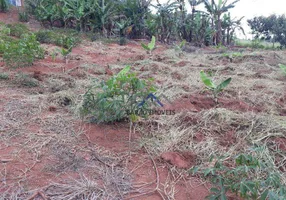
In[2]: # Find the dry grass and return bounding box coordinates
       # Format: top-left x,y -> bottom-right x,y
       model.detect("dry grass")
1,37 -> 286,199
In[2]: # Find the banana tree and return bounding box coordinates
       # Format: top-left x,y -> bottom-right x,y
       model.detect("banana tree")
222,13 -> 245,45
152,0 -> 179,42
188,0 -> 203,42
60,0 -> 97,31
118,0 -> 151,38
94,0 -> 116,37
203,0 -> 240,45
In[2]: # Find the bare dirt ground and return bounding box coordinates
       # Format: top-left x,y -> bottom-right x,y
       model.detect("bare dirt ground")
1,12 -> 286,200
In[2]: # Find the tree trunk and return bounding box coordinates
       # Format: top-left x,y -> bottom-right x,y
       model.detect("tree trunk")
217,13 -> 222,45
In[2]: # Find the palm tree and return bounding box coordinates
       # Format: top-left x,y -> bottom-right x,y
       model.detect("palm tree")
203,0 -> 240,45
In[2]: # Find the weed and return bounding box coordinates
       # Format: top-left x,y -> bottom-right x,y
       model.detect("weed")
61,47 -> 72,65
174,40 -> 186,51
35,29 -> 78,48
7,23 -> 30,37
200,71 -> 231,103
51,49 -> 58,61
174,40 -> 186,57
18,11 -> 29,22
278,64 -> 286,75
81,66 -> 156,123
141,36 -> 156,55
14,73 -> 39,87
191,149 -> 286,200
0,72 -> 9,80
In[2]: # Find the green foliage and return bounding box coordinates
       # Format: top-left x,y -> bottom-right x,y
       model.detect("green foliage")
191,152 -> 286,200
251,39 -> 265,49
23,0 -> 242,47
3,34 -> 44,68
200,70 -> 231,102
35,29 -> 77,48
81,66 -> 156,123
279,64 -> 286,75
175,39 -> 186,51
0,0 -> 9,12
141,36 -> 156,54
19,11 -> 30,22
7,23 -> 30,37
248,14 -> 286,48
0,73 -> 9,80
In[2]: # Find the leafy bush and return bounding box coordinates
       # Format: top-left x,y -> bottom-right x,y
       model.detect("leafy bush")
7,23 -> 30,37
0,0 -> 9,12
81,66 -> 156,123
3,34 -> 44,68
0,73 -> 9,80
191,151 -> 286,200
19,11 -> 30,22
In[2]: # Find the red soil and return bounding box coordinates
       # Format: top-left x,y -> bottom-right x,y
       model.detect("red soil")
165,94 -> 263,113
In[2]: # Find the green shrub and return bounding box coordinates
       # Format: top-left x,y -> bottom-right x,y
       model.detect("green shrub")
191,150 -> 286,200
0,23 -> 10,35
7,23 -> 30,37
0,0 -> 9,12
81,66 -> 156,123
3,34 -> 44,68
35,30 -> 77,48
35,30 -> 55,43
0,73 -> 9,80
18,11 -> 30,22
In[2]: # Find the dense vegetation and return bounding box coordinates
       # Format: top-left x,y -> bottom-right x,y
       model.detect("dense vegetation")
248,14 -> 286,48
21,0 -> 243,46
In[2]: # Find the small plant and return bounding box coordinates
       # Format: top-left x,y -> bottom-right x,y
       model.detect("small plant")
0,72 -> 9,80
200,71 -> 231,103
174,40 -> 186,51
279,64 -> 286,75
0,0 -> 9,12
18,11 -> 30,22
191,151 -> 286,200
81,66 -> 156,123
60,47 -> 72,65
116,19 -> 130,46
141,36 -> 156,55
174,40 -> 186,57
51,50 -> 57,61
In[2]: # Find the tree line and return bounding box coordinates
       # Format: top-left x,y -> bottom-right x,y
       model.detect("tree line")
248,14 -> 286,48
21,0 -> 244,46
